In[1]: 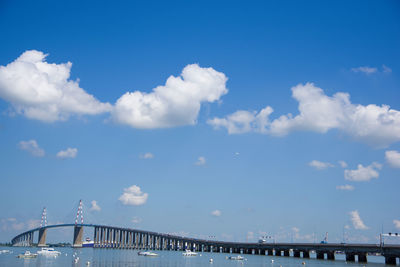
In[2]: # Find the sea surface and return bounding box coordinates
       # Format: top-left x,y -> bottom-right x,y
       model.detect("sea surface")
0,246 -> 397,267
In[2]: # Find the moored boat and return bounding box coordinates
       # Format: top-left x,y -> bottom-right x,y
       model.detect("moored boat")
138,251 -> 158,256
227,255 -> 244,260
183,249 -> 198,256
37,247 -> 61,256
17,251 -> 37,258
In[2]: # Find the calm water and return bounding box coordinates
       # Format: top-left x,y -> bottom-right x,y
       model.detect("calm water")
0,246 -> 396,267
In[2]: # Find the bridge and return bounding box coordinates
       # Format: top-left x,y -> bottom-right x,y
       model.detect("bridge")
11,202 -> 400,265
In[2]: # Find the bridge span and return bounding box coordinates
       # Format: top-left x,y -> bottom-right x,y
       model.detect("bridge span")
11,223 -> 400,265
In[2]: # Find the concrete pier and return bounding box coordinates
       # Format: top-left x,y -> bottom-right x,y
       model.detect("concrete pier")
38,228 -> 47,247
72,225 -> 83,247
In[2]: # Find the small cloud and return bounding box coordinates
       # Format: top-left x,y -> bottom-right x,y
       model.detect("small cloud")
195,156 -> 206,165
119,185 -> 148,206
349,210 -> 368,230
336,184 -> 354,191
18,140 -> 45,157
382,65 -> 392,73
351,66 -> 378,74
292,227 -> 300,233
235,152 -> 240,156
56,147 -> 78,159
132,217 -> 142,224
394,219 -> 400,229
344,162 -> 382,182
338,160 -> 348,168
211,210 -> 221,217
140,152 -> 154,159
344,225 -> 351,229
385,150 -> 400,168
90,200 -> 101,211
309,160 -> 334,170
246,231 -> 255,241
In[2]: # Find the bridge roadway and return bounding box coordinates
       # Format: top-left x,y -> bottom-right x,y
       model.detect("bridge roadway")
11,224 -> 400,265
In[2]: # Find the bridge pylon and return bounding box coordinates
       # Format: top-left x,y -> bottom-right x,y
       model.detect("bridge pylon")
72,200 -> 84,247
38,207 -> 47,247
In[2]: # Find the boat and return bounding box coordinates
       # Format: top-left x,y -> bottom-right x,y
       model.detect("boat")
0,249 -> 11,254
17,251 -> 37,258
82,237 -> 94,247
182,249 -> 198,256
138,251 -> 158,256
227,255 -> 244,260
37,247 -> 61,256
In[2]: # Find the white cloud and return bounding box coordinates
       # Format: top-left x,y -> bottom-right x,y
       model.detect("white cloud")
0,50 -> 112,122
90,200 -> 101,211
344,162 -> 382,182
132,217 -> 142,224
112,64 -> 228,129
211,209 -> 221,217
309,160 -> 334,170
382,65 -> 392,73
338,160 -> 348,168
349,210 -> 369,230
18,139 -> 45,157
394,220 -> 400,229
195,156 -> 206,165
208,106 -> 272,134
246,231 -> 254,241
140,152 -> 154,159
344,225 -> 351,229
351,66 -> 378,74
56,147 -> 78,159
208,83 -> 400,147
385,150 -> 400,168
336,184 -> 355,191
119,185 -> 148,206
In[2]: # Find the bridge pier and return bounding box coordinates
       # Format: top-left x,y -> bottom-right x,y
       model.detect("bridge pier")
346,253 -> 355,262
358,253 -> 367,263
327,252 -> 335,260
316,251 -> 325,260
38,228 -> 47,247
73,225 -> 83,247
385,256 -> 397,265
283,250 -> 290,256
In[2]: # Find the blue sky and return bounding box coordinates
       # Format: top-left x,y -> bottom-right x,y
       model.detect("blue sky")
1,0 -> 400,244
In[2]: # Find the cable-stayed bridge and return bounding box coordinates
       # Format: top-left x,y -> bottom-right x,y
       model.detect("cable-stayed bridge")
11,201 -> 400,265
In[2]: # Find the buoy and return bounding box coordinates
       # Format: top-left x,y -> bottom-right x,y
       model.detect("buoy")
86,261 -> 91,265
209,258 -> 213,263
302,262 -> 306,265
271,259 -> 274,263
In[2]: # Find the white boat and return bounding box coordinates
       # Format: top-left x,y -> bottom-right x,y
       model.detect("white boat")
37,247 -> 61,256
137,251 -> 158,256
0,249 -> 11,254
82,237 -> 94,247
182,249 -> 198,256
17,251 -> 37,258
227,255 -> 244,260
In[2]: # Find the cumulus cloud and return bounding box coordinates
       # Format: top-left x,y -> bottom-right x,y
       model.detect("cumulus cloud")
351,66 -> 378,74
208,83 -> 400,147
385,150 -> 400,168
132,217 -> 142,224
309,160 -> 334,170
0,50 -> 112,122
119,185 -> 148,206
18,139 -> 45,157
344,162 -> 382,182
112,64 -> 228,129
56,147 -> 78,159
90,200 -> 101,211
195,156 -> 206,165
336,184 -> 354,191
349,210 -> 368,230
394,220 -> 400,229
211,210 -> 221,217
140,152 -> 154,159
338,160 -> 348,168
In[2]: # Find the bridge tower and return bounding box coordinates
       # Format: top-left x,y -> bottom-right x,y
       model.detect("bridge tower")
73,200 -> 84,247
38,207 -> 47,247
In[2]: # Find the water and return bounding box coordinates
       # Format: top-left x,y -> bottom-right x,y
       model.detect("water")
0,246 -> 394,267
